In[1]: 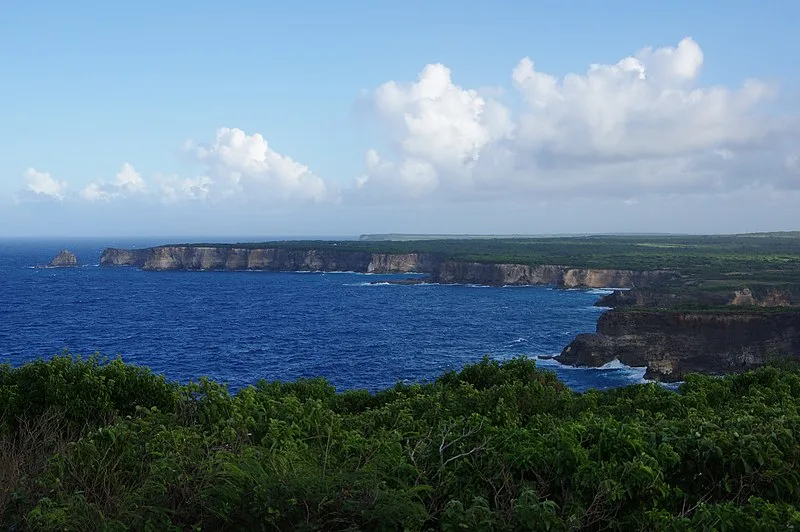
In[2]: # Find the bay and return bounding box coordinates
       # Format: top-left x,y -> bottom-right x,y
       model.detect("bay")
0,239 -> 646,393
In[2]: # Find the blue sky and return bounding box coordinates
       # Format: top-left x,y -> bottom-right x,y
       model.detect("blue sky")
2,0 -> 799,237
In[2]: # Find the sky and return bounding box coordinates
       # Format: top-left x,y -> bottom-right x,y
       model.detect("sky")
2,1 -> 799,238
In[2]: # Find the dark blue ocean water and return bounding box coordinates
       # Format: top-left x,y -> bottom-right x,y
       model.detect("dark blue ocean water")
0,239 -> 647,393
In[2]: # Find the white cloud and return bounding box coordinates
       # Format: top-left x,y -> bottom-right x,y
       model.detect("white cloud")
511,37 -> 773,161
353,64 -> 515,200
156,174 -> 213,203
80,163 -> 147,202
23,168 -> 67,201
184,127 -> 331,204
355,38 -> 793,201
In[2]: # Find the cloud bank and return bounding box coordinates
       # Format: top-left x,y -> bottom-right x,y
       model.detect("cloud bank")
356,37 -> 792,201
14,38 -> 798,211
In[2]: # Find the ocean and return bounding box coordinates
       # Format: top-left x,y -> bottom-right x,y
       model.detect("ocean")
0,238 -> 648,393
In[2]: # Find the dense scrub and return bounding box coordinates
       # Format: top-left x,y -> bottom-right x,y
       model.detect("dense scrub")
3,355 -> 800,530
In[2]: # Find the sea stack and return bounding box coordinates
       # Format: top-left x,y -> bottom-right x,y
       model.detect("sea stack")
49,250 -> 78,267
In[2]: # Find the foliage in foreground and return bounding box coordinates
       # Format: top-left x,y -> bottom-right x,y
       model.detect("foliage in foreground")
2,355 -> 800,530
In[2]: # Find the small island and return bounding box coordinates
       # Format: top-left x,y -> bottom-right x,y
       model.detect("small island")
48,249 -> 78,267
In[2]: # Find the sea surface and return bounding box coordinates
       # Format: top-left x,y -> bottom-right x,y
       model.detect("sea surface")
0,238 -> 649,393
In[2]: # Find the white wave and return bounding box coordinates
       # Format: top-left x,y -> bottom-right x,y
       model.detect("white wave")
598,358 -> 644,371
587,288 -> 615,295
326,270 -> 407,275
582,305 -> 611,311
344,281 -> 441,287
534,356 -> 647,379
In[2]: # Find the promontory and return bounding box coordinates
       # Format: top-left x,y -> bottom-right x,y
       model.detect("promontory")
99,244 -> 677,288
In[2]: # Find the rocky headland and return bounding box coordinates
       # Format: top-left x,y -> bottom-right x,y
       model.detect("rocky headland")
556,309 -> 800,382
99,245 -> 678,288
48,250 -> 78,267
595,286 -> 798,309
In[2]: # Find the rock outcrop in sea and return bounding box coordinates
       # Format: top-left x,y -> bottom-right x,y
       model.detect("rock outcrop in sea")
556,309 -> 800,382
48,250 -> 78,267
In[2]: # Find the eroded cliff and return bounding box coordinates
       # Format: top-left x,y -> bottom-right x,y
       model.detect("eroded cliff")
431,261 -> 678,288
100,246 -> 676,288
100,246 -> 437,274
556,310 -> 800,381
595,286 -> 798,309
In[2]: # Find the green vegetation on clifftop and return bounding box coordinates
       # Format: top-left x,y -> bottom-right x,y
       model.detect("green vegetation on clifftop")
3,355 -> 800,530
174,233 -> 800,276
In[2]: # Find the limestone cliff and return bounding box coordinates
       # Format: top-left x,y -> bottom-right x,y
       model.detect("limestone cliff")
596,286 -> 797,309
729,287 -> 795,307
431,261 -> 678,288
556,310 -> 800,381
100,248 -> 151,267
100,246 -> 437,274
100,245 -> 675,288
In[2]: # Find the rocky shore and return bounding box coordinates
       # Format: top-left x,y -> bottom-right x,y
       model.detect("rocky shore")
556,309 -> 800,381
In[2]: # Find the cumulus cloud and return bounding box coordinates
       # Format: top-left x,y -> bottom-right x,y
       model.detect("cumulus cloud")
26,128 -> 333,207
511,37 -> 772,161
156,174 -> 213,204
21,168 -> 67,201
80,163 -> 147,202
353,63 -> 516,201
356,38 -> 793,201
183,127 -> 331,204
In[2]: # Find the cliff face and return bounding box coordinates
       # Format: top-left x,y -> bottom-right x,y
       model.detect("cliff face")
100,248 -> 151,267
431,262 -> 564,285
100,247 -> 436,274
431,261 -> 678,288
596,287 -> 797,309
556,310 -> 800,381
730,288 -> 795,307
100,246 -> 676,288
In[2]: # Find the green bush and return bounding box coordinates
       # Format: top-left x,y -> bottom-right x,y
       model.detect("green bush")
2,354 -> 800,530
